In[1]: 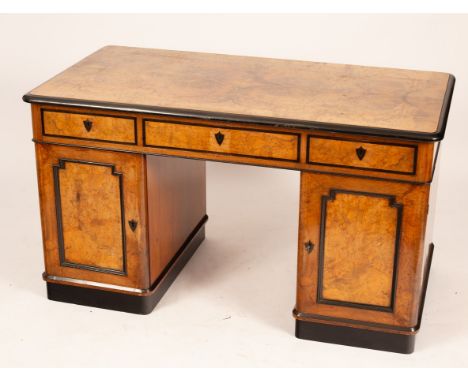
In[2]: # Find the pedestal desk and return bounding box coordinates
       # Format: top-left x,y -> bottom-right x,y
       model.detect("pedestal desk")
23,46 -> 455,353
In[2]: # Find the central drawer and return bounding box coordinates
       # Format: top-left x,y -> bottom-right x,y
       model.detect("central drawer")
144,120 -> 300,162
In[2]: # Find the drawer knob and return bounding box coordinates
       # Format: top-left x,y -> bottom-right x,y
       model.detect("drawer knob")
83,119 -> 93,132
128,219 -> 138,232
215,131 -> 225,145
356,146 -> 366,160
304,240 -> 314,254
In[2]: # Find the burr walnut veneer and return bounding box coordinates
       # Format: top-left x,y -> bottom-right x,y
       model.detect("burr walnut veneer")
24,46 -> 455,354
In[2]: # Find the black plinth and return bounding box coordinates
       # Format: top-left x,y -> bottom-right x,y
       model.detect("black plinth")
295,319 -> 416,354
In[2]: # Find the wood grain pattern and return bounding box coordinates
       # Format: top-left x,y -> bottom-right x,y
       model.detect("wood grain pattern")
56,160 -> 125,272
320,192 -> 398,307
308,137 -> 416,174
297,172 -> 430,328
146,155 -> 206,284
26,45 -> 450,135
144,120 -> 299,161
35,144 -> 149,289
43,110 -> 136,144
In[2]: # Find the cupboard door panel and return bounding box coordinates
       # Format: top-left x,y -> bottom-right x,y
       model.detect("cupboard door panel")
35,144 -> 149,289
318,190 -> 401,310
296,172 -> 429,328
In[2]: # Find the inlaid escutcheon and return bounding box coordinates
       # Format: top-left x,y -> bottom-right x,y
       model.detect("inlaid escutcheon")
144,119 -> 300,162
318,190 -> 402,310
42,109 -> 137,144
308,136 -> 417,174
53,159 -> 126,274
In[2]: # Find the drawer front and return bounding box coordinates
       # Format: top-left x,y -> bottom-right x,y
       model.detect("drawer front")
307,136 -> 417,174
144,120 -> 300,162
42,110 -> 137,144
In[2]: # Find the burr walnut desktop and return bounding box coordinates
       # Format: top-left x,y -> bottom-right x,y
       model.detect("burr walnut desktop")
23,46 -> 455,353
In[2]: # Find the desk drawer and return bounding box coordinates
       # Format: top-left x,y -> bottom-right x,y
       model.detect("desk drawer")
307,136 -> 417,174
144,120 -> 300,162
42,110 -> 137,144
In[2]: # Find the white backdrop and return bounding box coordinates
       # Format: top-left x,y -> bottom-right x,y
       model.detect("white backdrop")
0,14 -> 467,367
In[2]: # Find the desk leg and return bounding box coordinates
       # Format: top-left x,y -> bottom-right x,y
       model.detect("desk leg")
295,172 -> 434,353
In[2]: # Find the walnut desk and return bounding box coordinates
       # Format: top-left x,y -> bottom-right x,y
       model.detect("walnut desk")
23,46 -> 455,353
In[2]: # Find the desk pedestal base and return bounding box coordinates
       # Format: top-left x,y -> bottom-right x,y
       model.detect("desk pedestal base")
46,222 -> 206,314
295,320 -> 415,354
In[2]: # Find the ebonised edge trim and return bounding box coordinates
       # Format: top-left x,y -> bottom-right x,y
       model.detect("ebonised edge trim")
23,91 -> 454,142
316,189 -> 403,312
435,74 -> 456,141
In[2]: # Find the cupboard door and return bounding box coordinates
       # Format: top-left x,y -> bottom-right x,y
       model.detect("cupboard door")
35,144 -> 149,290
296,172 -> 430,329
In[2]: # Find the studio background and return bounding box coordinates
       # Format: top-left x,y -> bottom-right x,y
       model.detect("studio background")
0,14 -> 467,367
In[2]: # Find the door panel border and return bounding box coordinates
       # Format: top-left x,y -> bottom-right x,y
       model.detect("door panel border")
53,158 -> 128,276
316,189 -> 403,312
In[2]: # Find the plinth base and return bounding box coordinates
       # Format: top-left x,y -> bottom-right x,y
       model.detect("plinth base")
295,319 -> 415,354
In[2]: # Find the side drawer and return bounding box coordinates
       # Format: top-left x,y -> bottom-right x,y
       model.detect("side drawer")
42,109 -> 137,145
307,136 -> 417,175
144,120 -> 300,162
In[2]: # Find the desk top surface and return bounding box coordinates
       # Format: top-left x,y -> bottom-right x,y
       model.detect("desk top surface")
23,45 -> 454,141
